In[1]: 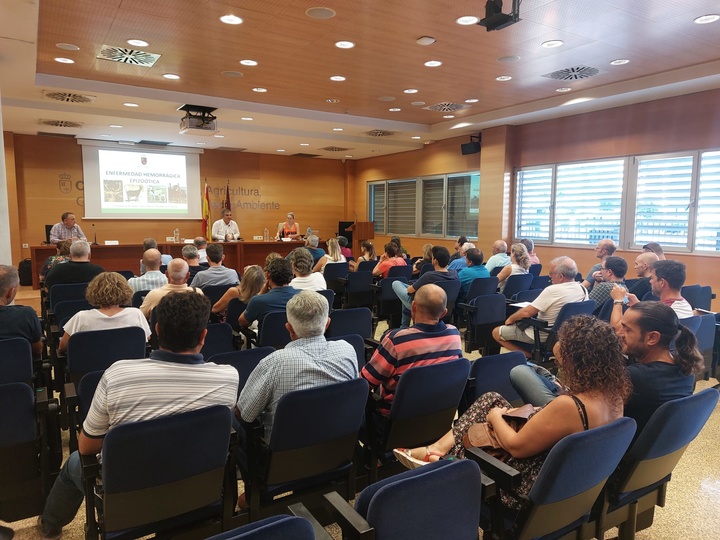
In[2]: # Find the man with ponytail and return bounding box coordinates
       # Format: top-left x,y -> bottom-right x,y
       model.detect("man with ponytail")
615,300 -> 702,433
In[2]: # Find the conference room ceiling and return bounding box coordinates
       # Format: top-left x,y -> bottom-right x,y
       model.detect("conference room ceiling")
2,0 -> 720,159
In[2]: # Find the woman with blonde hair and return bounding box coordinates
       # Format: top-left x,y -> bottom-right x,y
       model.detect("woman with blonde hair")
58,272 -> 150,354
497,242 -> 530,293
313,237 -> 347,273
413,243 -> 433,276
212,265 -> 266,314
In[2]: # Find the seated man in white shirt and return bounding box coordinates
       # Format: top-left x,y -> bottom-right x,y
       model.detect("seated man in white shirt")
212,208 -> 240,242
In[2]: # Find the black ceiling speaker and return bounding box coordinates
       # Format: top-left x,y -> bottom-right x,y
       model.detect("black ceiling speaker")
461,133 -> 482,155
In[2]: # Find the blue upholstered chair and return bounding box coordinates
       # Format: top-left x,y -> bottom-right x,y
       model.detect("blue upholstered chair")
341,271 -> 374,309
326,307 -> 373,339
206,515 -> 318,540
0,337 -> 33,386
326,459 -> 483,540
459,293 -> 506,355
467,417 -> 636,540
208,347 -> 274,395
82,405 -> 236,540
501,273 -> 533,299
201,323 -> 235,360
459,351 -> 526,415
371,276 -> 408,329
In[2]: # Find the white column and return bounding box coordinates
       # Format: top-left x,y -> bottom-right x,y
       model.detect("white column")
0,91 -> 13,265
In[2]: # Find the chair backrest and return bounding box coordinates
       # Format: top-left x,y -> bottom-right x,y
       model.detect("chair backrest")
385,358 -> 470,449
465,276 -> 499,300
316,289 -> 335,311
206,515 -> 315,540
470,351 -> 526,403
66,326 -> 147,376
53,299 -> 93,327
0,382 -> 37,447
101,405 -> 232,533
419,262 -> 434,276
378,276 -> 407,300
553,300 -> 597,329
387,265 -> 412,280
502,273 -> 533,299
326,307 -> 373,339
681,284 -> 713,311
356,459 -> 482,540
679,315 -> 701,334
513,288 -> 542,303
115,270 -> 135,280
596,297 -> 628,322
201,285 -> 236,307
469,293 -> 507,325
0,338 -> 33,385
77,370 -> 104,425
641,291 -> 659,301
433,279 -> 462,323
201,323 -> 234,360
346,271 -> 373,293
528,263 -> 542,276
208,347 -> 274,395
131,289 -> 152,308
521,417 -> 636,539
323,261 -> 350,281
694,313 -> 716,354
226,298 -> 248,333
355,260 -> 376,273
531,274 -> 552,290
327,334 -> 366,371
489,266 -> 503,277
258,311 -> 291,349
266,378 -> 368,484
617,388 -> 719,494
49,283 -> 89,310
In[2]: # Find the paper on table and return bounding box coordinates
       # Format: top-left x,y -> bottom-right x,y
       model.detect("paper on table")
510,301 -> 532,308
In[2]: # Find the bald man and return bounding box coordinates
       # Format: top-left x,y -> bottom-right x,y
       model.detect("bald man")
139,258 -> 204,318
627,251 -> 659,301
360,284 -> 462,414
127,248 -> 167,293
485,240 -> 510,273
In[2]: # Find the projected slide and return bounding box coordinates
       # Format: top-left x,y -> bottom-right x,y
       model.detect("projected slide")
99,150 -> 188,214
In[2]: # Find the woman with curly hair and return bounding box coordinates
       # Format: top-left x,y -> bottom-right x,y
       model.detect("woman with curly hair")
496,242 -> 530,293
58,272 -> 151,354
395,316 -> 631,510
212,264 -> 267,315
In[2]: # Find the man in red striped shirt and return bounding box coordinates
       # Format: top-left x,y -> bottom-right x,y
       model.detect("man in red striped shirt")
361,284 -> 462,414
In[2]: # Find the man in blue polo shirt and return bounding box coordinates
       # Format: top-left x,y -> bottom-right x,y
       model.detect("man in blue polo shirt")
458,248 -> 490,302
238,258 -> 299,332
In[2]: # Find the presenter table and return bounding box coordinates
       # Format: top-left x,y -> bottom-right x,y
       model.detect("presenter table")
30,240 -> 314,289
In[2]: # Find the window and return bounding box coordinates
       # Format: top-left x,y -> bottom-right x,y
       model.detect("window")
514,148 -> 720,254
368,171 -> 479,238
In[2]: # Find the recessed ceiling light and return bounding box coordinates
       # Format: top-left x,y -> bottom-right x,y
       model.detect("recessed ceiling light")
300,143 -> 310,146
424,60 -> 442,67
330,75 -> 346,81
335,40 -> 355,49
389,108 -> 401,112
239,59 -> 258,66
241,117 -> 254,121
411,136 -> 422,140
451,122 -> 472,129
54,57 -> 74,64
332,127 -> 343,131
220,14 -> 243,25
443,115 -> 455,119
609,59 -> 630,66
56,43 -> 80,51
378,96 -> 396,102
99,134 -> 111,137
497,55 -> 521,63
196,142 -> 206,145
326,98 -> 340,103
416,36 -> 436,46
306,7 -> 336,19
465,98 -> 479,103
252,87 -> 267,92
109,124 -> 123,128
126,39 -> 148,47
344,155 -> 353,158
456,16 -> 479,25
541,40 -> 564,48
496,75 -> 512,81
411,101 -> 425,106
214,134 -> 225,138
403,88 -> 418,94
277,149 -> 286,152
556,87 -> 572,92
694,14 -> 719,24
222,70 -> 243,77
163,73 -> 180,79
123,102 -> 139,107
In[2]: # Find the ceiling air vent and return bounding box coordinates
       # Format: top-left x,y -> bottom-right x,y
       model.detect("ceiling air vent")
363,129 -> 396,137
290,153 -> 321,158
43,91 -> 96,104
216,147 -> 247,152
138,140 -> 172,146
97,45 -> 161,67
37,132 -> 77,138
319,146 -> 352,152
542,66 -> 600,81
424,102 -> 470,112
39,119 -> 84,128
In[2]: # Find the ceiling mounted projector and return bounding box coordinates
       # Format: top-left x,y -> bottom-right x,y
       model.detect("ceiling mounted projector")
478,0 -> 521,31
178,104 -> 217,135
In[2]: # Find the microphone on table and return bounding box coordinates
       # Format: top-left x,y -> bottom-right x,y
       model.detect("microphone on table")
92,224 -> 99,245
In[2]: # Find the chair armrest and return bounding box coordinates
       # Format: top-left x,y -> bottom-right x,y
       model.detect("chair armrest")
457,302 -> 476,313
288,502 -> 335,540
370,283 -> 381,291
464,446 -> 522,492
81,452 -> 101,540
363,337 -> 380,350
36,387 -> 49,412
337,277 -> 348,285
321,491 -> 374,540
524,317 -> 549,330
238,327 -> 257,348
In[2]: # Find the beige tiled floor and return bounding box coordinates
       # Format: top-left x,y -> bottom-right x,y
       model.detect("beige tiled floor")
4,291 -> 720,539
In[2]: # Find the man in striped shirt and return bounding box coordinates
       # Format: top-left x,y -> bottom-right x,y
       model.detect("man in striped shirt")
38,292 -> 238,540
361,284 -> 462,414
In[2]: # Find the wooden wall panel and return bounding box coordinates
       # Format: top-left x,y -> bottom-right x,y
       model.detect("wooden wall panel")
3,131 -> 21,264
